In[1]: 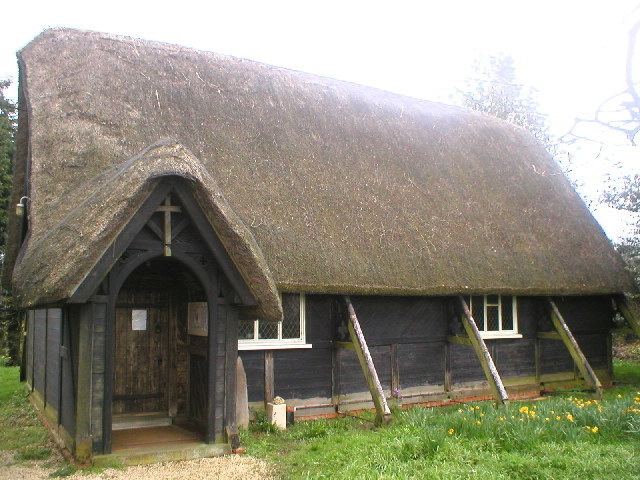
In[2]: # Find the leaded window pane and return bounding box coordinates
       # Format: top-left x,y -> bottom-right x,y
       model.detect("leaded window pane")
258,321 -> 278,339
239,319 -> 254,340
501,296 -> 513,330
471,295 -> 485,329
486,305 -> 500,331
282,293 -> 301,339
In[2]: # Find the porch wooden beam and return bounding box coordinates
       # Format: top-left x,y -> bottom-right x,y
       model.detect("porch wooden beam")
548,299 -> 603,398
537,331 -> 562,341
457,296 -> 509,405
447,334 -> 473,346
264,351 -> 274,409
74,304 -> 94,461
343,296 -> 391,426
614,293 -> 640,338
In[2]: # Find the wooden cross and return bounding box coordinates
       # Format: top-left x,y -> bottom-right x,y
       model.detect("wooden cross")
156,196 -> 181,256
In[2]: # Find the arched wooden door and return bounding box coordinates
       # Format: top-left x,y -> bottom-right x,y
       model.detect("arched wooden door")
113,301 -> 169,414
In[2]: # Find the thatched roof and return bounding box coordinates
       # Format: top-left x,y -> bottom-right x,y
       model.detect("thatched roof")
4,28 -> 635,320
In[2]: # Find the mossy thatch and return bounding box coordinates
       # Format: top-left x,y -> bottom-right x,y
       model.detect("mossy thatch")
3,28 -> 635,318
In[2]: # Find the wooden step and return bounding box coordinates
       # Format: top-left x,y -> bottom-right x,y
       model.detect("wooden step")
112,412 -> 172,430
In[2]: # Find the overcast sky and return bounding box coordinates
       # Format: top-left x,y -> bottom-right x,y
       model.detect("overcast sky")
2,0 -> 639,240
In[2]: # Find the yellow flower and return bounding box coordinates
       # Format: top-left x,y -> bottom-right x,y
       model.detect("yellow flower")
591,426 -> 599,433
475,420 -> 482,425
447,428 -> 455,435
556,416 -> 562,421
458,409 -> 463,413
519,406 -> 529,414
617,394 -> 623,398
545,417 -> 550,422
480,413 -> 485,417
566,413 -> 574,422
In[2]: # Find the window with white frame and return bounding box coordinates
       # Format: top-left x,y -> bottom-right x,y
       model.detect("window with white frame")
238,293 -> 311,350
464,295 -> 520,338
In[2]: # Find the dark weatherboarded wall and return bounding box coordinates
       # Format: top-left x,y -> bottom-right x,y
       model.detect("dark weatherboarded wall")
240,294 -> 614,405
24,307 -> 76,437
45,309 -> 62,412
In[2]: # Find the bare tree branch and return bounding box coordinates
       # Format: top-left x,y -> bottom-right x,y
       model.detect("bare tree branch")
561,19 -> 640,148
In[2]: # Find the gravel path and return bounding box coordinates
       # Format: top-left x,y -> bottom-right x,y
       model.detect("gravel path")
1,455 -> 275,480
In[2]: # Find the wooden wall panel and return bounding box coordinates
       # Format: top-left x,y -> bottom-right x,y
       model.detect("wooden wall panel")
189,354 -> 207,423
450,343 -> 485,384
350,296 -> 448,343
540,338 -> 574,374
575,333 -> 608,369
91,302 -> 106,452
273,348 -> 333,400
514,297 -> 541,338
214,304 -> 227,440
398,342 -> 445,389
493,339 -> 536,377
45,309 -> 62,413
33,309 -> 47,396
305,296 -> 334,345
338,345 -> 391,395
26,310 -> 34,387
60,311 -> 76,436
541,296 -> 613,334
239,351 -> 264,402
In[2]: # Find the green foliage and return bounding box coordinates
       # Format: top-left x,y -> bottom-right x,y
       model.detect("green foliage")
0,79 -> 15,255
0,79 -> 16,365
243,361 -> 640,479
249,408 -> 279,434
458,55 -> 553,153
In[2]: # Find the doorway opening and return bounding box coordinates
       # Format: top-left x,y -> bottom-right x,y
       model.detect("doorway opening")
111,256 -> 208,451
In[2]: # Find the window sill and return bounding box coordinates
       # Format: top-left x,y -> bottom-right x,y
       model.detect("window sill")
480,333 -> 523,340
238,342 -> 313,351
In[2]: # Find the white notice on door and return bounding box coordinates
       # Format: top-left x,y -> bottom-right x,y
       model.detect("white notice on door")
131,309 -> 147,331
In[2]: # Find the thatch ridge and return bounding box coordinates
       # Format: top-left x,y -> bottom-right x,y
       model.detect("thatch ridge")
4,28 -> 636,311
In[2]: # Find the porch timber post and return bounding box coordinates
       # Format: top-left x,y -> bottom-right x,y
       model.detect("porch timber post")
547,299 -> 603,398
263,351 -> 274,409
343,296 -> 391,426
614,293 -> 640,338
457,296 -> 509,405
74,304 -> 94,462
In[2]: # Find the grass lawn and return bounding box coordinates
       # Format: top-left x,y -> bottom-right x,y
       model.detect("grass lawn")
1,358 -> 639,479
0,363 -> 54,462
243,361 -> 640,480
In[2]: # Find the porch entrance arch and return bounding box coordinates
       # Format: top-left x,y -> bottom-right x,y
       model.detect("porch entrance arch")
85,177 -> 255,454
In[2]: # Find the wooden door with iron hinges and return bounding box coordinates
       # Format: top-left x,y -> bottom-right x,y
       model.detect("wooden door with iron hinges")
113,305 -> 169,413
